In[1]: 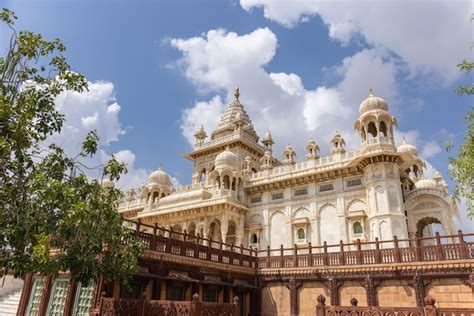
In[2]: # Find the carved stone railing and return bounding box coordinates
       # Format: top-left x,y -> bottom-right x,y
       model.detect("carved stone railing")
126,220 -> 258,269
95,293 -> 239,316
257,231 -> 474,269
315,295 -> 474,316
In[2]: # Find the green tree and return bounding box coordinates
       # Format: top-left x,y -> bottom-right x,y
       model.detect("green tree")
0,8 -> 145,284
449,59 -> 474,217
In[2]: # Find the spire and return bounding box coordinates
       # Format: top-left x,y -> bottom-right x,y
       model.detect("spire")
234,86 -> 240,101
368,88 -> 374,97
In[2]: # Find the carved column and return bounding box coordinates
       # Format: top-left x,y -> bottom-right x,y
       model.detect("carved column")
462,272 -> 474,290
324,278 -> 343,306
285,277 -> 303,316
408,274 -> 431,307
359,275 -> 381,306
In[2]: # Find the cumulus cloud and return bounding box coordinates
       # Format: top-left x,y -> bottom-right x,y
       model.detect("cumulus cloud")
172,29 -> 400,157
240,0 -> 471,84
43,81 -> 146,190
422,141 -> 442,159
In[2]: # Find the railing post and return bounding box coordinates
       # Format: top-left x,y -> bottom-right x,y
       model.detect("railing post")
423,295 -> 438,316
315,294 -> 326,316
356,239 -> 362,264
280,245 -> 284,268
165,229 -> 172,253
294,244 -> 298,267
339,240 -> 345,265
393,236 -> 401,263
151,224 -> 157,251
194,234 -> 199,259
457,230 -> 467,259
434,232 -> 444,260
240,244 -> 244,266
233,296 -> 240,316
308,242 -> 313,266
191,293 -> 202,316
323,242 -> 329,266
136,219 -> 141,233
219,239 -> 223,262
375,237 -> 381,264
414,234 -> 422,261
181,230 -> 187,256
267,245 -> 271,268
207,237 -> 212,260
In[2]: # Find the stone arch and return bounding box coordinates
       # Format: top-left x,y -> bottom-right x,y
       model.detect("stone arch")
171,224 -> 183,240
270,211 -> 286,248
347,199 -> 366,214
375,185 -> 386,212
379,220 -> 391,245
367,121 -> 377,138
379,120 -> 388,137
226,220 -> 237,245
319,204 -> 340,247
416,216 -> 442,237
293,207 -> 310,219
208,219 -> 222,241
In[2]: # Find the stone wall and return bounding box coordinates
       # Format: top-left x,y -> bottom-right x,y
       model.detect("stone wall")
339,281 -> 367,306
260,277 -> 474,314
261,282 -> 289,315
298,282 -> 329,316
376,280 -> 416,307
428,277 -> 473,308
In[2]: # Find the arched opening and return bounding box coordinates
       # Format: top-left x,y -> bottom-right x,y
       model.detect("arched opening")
297,228 -> 305,240
270,212 -> 286,248
416,217 -> 445,246
188,222 -> 197,243
215,176 -> 221,189
250,233 -> 258,244
231,177 -> 236,191
367,122 -> 377,139
226,221 -> 236,245
223,175 -> 230,190
199,168 -> 206,183
171,224 -> 183,240
320,205 -> 341,248
353,222 -> 363,235
251,168 -> 257,173
208,220 -> 222,246
379,121 -> 388,137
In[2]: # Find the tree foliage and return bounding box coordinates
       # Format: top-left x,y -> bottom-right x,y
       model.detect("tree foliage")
0,8 -> 145,284
450,59 -> 474,217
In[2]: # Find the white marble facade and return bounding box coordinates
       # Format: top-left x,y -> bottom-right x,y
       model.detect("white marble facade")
117,88 -> 459,250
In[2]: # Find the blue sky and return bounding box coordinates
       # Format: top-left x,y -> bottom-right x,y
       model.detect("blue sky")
2,0 -> 472,227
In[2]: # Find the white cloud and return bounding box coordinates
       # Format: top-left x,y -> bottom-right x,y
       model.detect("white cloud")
114,150 -> 148,190
42,81 -> 146,190
172,29 -> 399,156
240,0 -> 472,84
180,96 -> 225,145
422,141 -> 442,159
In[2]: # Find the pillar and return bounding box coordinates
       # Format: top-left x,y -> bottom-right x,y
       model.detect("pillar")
286,277 -> 302,316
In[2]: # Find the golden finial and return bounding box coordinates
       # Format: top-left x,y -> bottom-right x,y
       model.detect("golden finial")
234,86 -> 240,101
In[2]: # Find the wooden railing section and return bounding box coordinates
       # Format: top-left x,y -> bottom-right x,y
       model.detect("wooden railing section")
95,293 -> 239,316
257,231 -> 474,269
126,220 -> 259,269
125,220 -> 473,270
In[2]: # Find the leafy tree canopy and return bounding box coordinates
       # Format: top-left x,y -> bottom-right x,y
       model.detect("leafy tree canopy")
0,8 -> 145,285
450,59 -> 474,218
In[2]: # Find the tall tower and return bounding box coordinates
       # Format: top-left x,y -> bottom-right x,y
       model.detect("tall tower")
355,90 -> 407,243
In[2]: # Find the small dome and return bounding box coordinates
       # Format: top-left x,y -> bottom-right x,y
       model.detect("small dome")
433,170 -> 443,181
215,147 -> 239,169
359,89 -> 388,114
397,138 -> 418,156
149,165 -> 172,187
415,178 -> 437,189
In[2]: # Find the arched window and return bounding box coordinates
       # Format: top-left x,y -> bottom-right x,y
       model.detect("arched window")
379,121 -> 388,137
250,233 -> 258,244
367,122 -> 377,138
353,222 -> 363,235
297,228 -> 305,240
